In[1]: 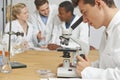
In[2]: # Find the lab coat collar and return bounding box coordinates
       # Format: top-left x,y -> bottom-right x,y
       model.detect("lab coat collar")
106,10 -> 120,37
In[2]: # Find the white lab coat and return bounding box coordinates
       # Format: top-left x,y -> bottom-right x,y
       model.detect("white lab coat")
3,20 -> 34,55
114,0 -> 120,9
29,4 -> 61,47
81,10 -> 120,79
51,15 -> 89,54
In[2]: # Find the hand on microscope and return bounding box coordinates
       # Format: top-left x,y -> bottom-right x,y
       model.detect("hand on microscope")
76,54 -> 91,77
47,43 -> 61,50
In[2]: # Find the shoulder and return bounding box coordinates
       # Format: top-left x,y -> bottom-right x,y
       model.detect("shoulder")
6,20 -> 18,26
30,10 -> 39,18
5,20 -> 19,32
27,21 -> 33,28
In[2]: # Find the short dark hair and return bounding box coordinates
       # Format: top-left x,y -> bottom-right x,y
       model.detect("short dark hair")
59,1 -> 74,14
71,0 -> 79,7
80,0 -> 115,7
34,0 -> 48,9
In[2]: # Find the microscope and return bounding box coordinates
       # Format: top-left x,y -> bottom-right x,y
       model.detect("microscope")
57,16 -> 86,78
57,47 -> 85,78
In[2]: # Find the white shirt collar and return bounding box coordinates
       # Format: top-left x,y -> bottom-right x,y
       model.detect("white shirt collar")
106,10 -> 120,36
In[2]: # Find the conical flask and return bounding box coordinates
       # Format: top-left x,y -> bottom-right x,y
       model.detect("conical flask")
1,43 -> 12,73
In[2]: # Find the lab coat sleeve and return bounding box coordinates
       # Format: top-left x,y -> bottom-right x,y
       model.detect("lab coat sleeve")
32,30 -> 40,47
28,15 -> 40,47
26,22 -> 35,48
49,15 -> 62,44
27,37 -> 35,48
28,14 -> 39,30
50,25 -> 59,43
81,67 -> 120,79
28,14 -> 40,34
2,22 -> 17,44
91,60 -> 100,68
50,25 -> 61,44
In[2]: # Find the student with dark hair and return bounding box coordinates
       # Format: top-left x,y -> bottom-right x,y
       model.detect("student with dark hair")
48,1 -> 89,53
76,0 -> 120,79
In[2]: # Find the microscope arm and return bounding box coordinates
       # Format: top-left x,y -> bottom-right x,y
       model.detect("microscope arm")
70,37 -> 89,54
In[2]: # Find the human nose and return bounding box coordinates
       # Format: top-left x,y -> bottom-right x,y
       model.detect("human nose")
26,13 -> 29,17
82,16 -> 88,23
45,11 -> 48,14
57,14 -> 59,17
57,14 -> 61,18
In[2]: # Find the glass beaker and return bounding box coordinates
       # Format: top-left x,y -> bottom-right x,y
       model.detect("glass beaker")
11,36 -> 25,55
0,50 -> 2,71
0,30 -> 3,70
1,43 -> 12,73
0,30 -> 3,44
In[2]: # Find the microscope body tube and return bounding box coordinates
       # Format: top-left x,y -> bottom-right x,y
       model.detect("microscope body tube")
61,28 -> 89,54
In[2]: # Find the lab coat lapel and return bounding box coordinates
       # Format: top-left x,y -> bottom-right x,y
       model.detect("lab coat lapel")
36,11 -> 46,31
16,20 -> 25,36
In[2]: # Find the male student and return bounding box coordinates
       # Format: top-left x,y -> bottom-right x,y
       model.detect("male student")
48,1 -> 89,54
29,0 -> 60,48
75,0 -> 120,79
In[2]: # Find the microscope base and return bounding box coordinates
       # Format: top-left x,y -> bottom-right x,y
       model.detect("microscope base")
57,67 -> 79,78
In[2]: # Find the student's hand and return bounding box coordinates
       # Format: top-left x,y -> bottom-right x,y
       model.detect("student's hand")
47,43 -> 61,50
76,55 -> 91,77
37,31 -> 45,40
40,45 -> 47,49
20,40 -> 29,48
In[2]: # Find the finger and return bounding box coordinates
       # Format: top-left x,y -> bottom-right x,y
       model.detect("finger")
76,64 -> 82,76
76,69 -> 82,77
76,55 -> 85,62
38,32 -> 41,36
84,54 -> 89,62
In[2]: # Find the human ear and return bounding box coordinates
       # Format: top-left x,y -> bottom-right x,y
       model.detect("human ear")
16,14 -> 20,19
95,0 -> 102,9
